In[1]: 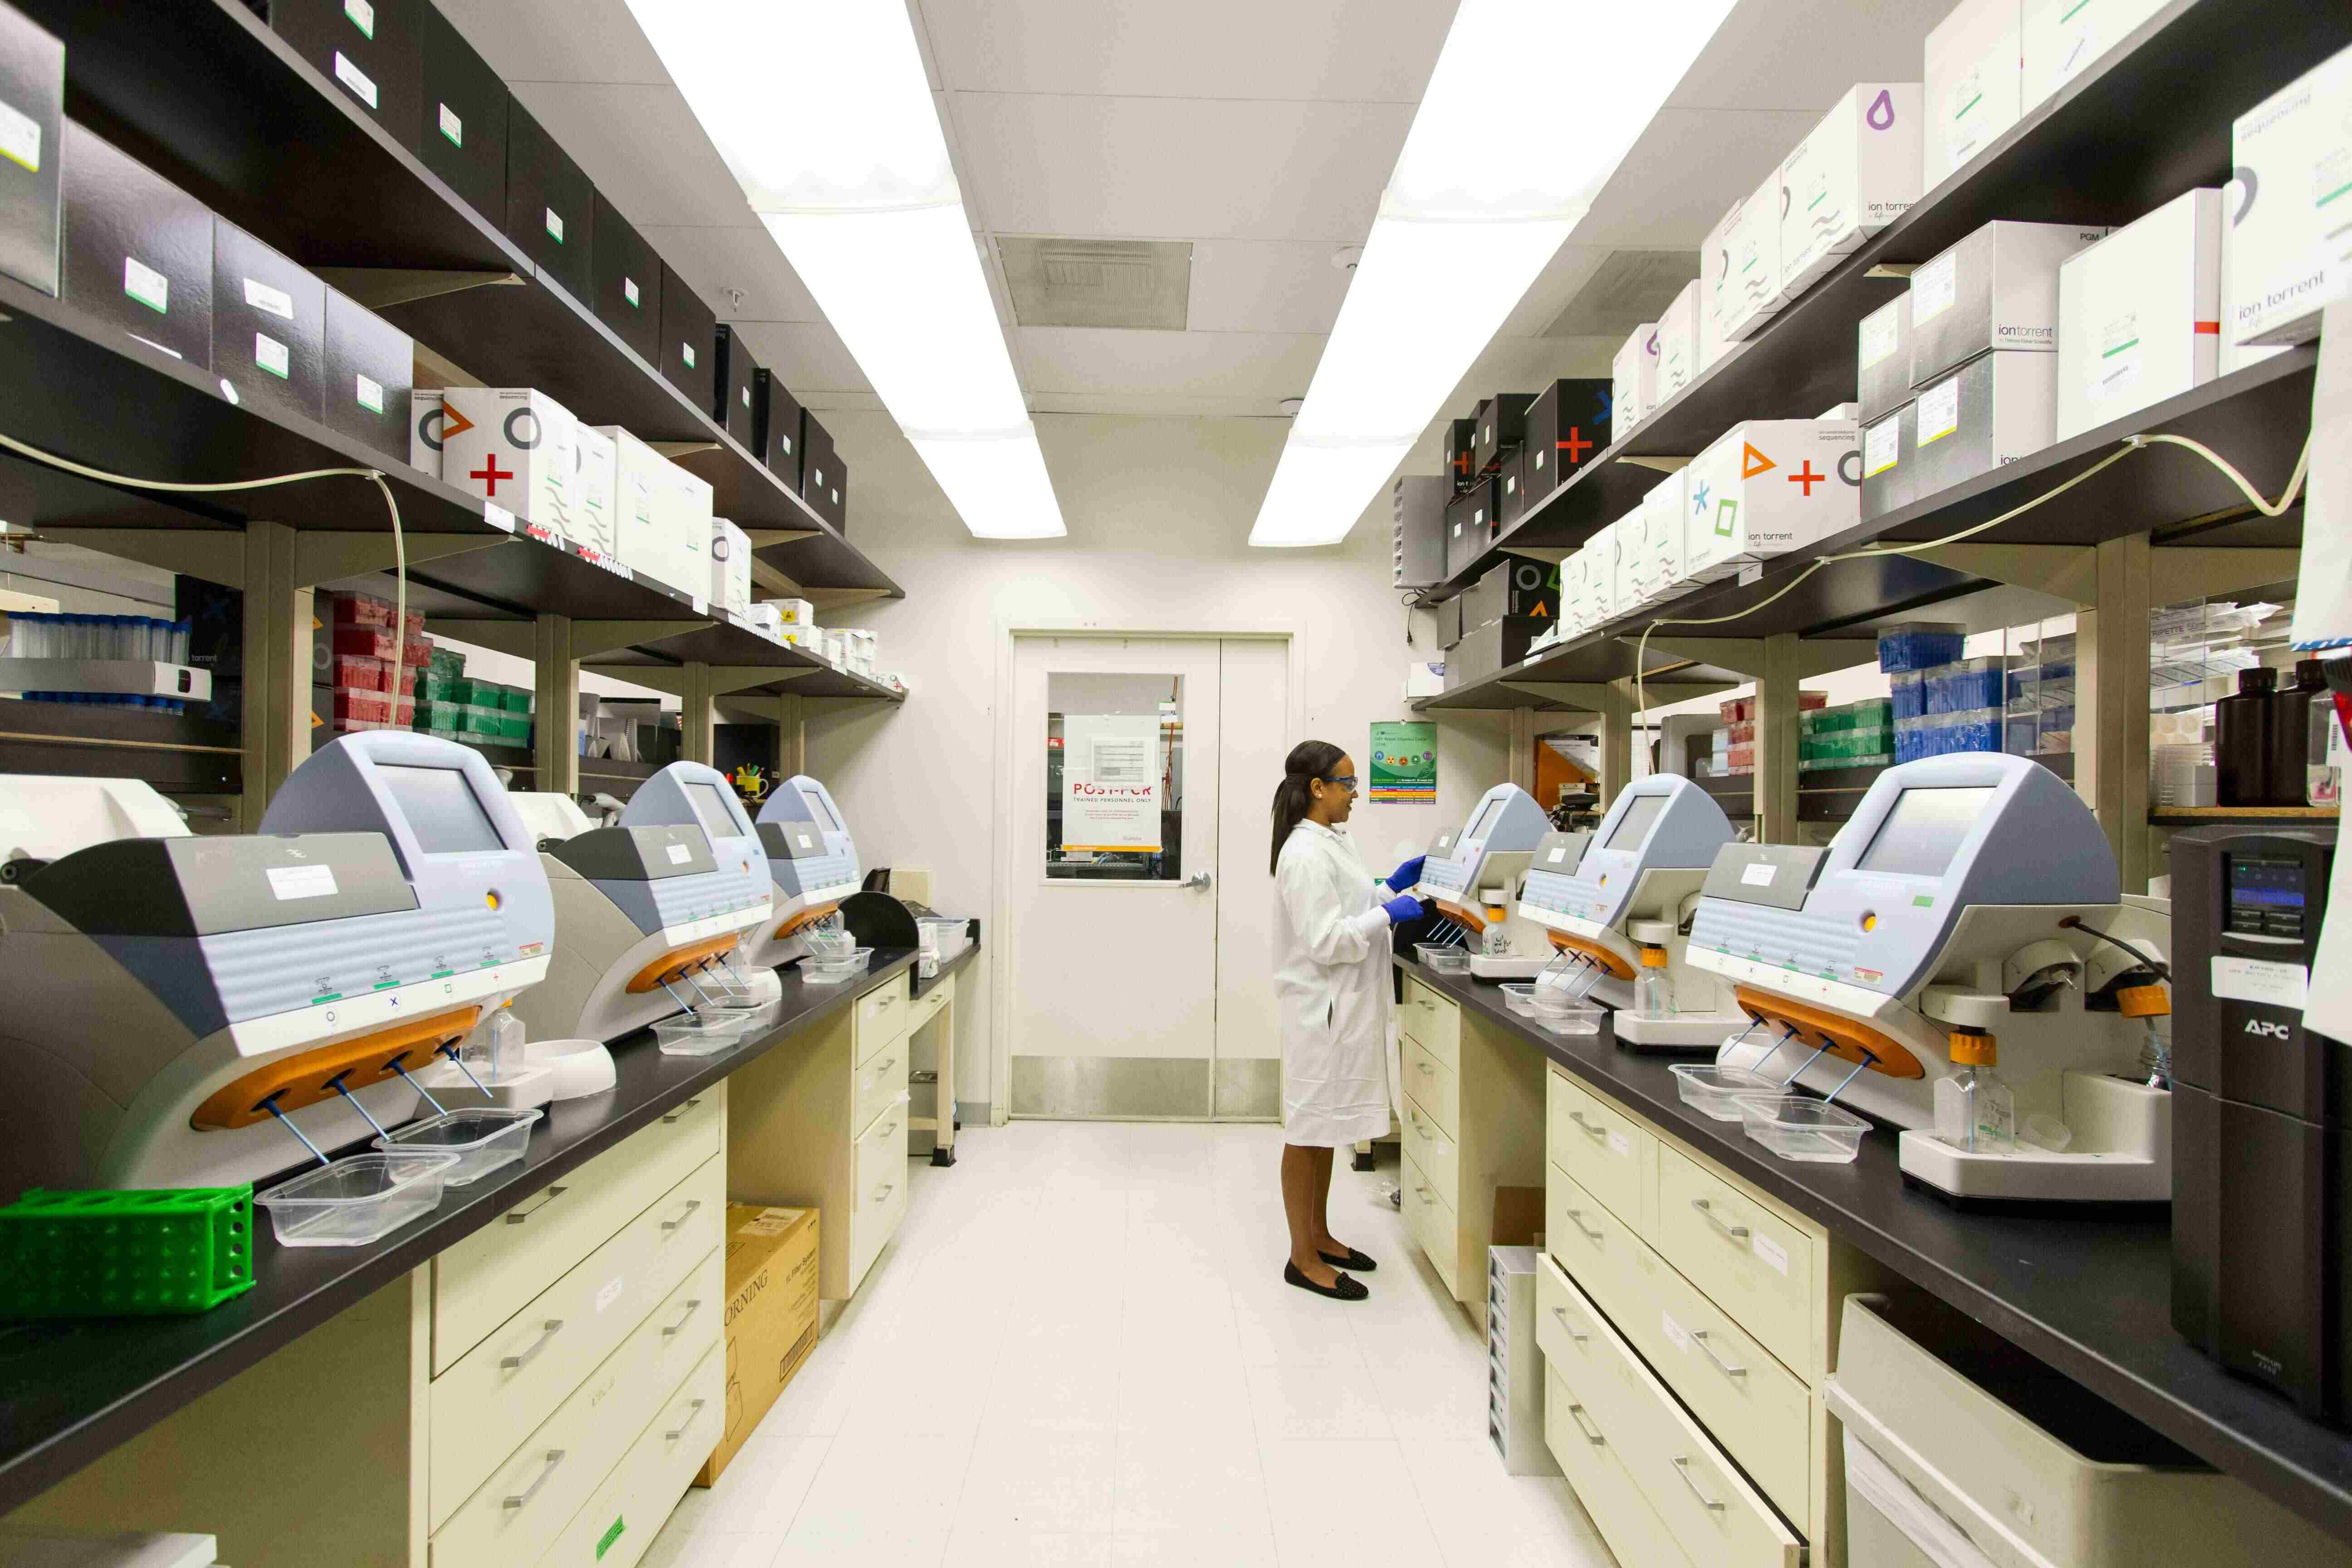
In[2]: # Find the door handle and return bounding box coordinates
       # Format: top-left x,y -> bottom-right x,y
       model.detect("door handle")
1690,1197 -> 1750,1242
500,1318 -> 564,1371
1187,871 -> 1212,889
503,1450 -> 565,1511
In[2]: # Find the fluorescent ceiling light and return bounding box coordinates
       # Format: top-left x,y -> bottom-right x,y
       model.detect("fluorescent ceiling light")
626,0 -> 1066,539
1250,0 -> 1735,548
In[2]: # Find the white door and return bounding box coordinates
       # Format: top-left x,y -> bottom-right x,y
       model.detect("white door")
1007,634 -> 1289,1119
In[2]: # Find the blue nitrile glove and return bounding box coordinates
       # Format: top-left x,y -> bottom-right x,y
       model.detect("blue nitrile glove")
1388,855 -> 1426,893
1382,894 -> 1425,926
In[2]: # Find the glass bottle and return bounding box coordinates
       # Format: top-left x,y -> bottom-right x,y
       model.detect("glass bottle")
1934,1029 -> 2015,1154
2215,666 -> 2276,807
1481,904 -> 1509,957
1633,946 -> 1675,1019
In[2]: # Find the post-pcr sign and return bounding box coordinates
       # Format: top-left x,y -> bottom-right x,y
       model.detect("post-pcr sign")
1060,714 -> 1162,852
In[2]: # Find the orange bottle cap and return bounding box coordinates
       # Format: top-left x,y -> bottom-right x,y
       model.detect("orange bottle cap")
1640,946 -> 1670,968
1948,1029 -> 1997,1066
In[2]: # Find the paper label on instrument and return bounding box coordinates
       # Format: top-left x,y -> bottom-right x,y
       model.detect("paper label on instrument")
665,843 -> 692,865
2211,956 -> 2308,1010
1741,862 -> 1778,887
267,863 -> 339,901
344,0 -> 375,37
2095,312 -> 2143,402
1912,250 -> 1957,323
1864,416 -> 1902,476
124,256 -> 169,314
623,276 -> 640,307
438,103 -> 463,146
333,51 -> 378,109
1607,1130 -> 1632,1159
483,502 -> 515,533
1548,846 -> 1568,863
0,98 -> 40,173
356,373 -> 384,412
244,278 -> 296,320
1918,377 -> 1961,445
1750,1232 -> 1790,1275
1859,306 -> 1900,369
595,1275 -> 624,1313
255,332 -> 290,379
1661,1311 -> 1691,1353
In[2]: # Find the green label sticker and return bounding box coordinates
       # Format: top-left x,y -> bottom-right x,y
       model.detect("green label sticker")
357,373 -> 384,413
125,256 -> 170,314
683,342 -> 696,368
345,0 -> 375,37
545,207 -> 565,243
596,1517 -> 626,1560
624,277 -> 640,307
438,103 -> 463,146
1913,894 -> 1934,907
255,332 -> 291,380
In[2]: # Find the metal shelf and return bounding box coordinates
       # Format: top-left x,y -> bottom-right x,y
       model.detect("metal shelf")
2151,805 -> 2341,826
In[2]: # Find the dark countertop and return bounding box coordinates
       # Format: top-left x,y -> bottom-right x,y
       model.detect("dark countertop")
1394,953 -> 2352,1547
0,942 -> 976,1513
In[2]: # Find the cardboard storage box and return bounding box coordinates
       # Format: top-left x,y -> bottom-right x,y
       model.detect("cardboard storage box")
1438,594 -> 1464,651
270,0 -> 421,147
62,123 -> 213,367
415,0 -> 506,223
1522,378 -> 1612,498
1612,325 -> 1658,440
570,422 -> 618,556
446,387 -> 579,534
1470,394 -> 1534,478
2023,0 -> 2169,112
1555,553 -> 1590,637
1912,349 -> 2057,497
1924,0 -> 2024,190
1392,474 -> 1447,591
694,1205 -> 820,1488
2218,176 -> 2288,378
768,597 -> 818,627
323,286 -> 412,463
2228,41 -> 2352,347
1636,470 -> 1690,597
801,412 -> 846,529
712,323 -> 760,444
1497,451 -> 1528,526
1578,522 -> 1622,628
604,426 -> 673,586
660,455 -> 714,598
503,98 -> 592,301
410,388 -> 445,477
1701,197 -> 1746,349
659,260 -> 720,413
2055,187 -> 2220,441
590,193 -> 662,364
1718,173 -> 1788,342
1446,616 -> 1544,687
1862,402 -> 1918,519
1781,83 -> 1923,295
1909,219 -> 2108,386
1444,417 -> 1476,492
755,369 -> 804,490
1654,279 -> 1705,404
1462,559 -> 1556,631
711,518 -> 752,619
1857,293 -> 1913,423
0,3 -> 62,296
213,217 -> 327,425
1444,480 -> 1498,581
1682,419 -> 1860,583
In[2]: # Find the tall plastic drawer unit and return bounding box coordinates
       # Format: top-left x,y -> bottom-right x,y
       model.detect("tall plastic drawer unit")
1485,1246 -> 1560,1477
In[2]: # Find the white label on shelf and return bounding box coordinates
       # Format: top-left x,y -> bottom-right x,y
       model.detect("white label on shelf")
1607,1129 -> 1631,1159
2095,311 -> 2143,402
344,0 -> 375,36
1911,250 -> 1957,323
623,276 -> 640,307
1859,306 -> 1900,369
1918,377 -> 1962,445
123,256 -> 169,314
1751,1232 -> 1790,1275
682,342 -> 696,368
333,51 -> 378,109
666,842 -> 693,865
267,863 -> 340,902
243,277 -> 296,321
2212,956 -> 2308,1010
595,1275 -> 624,1313
255,332 -> 290,379
1741,862 -> 1778,887
1864,417 -> 1902,476
437,102 -> 463,147
544,207 -> 564,243
0,97 -> 40,173
1661,1312 -> 1691,1353
356,373 -> 384,412
482,502 -> 515,533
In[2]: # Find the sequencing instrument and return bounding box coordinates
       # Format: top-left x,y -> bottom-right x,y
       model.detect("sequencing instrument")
510,761 -> 774,1044
1415,782 -> 1553,978
740,773 -> 864,968
1688,753 -> 2173,1201
1517,775 -> 1750,1049
0,736 -> 554,1190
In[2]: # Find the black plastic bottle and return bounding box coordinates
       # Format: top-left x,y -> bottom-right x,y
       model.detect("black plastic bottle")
2215,666 -> 2276,808
2266,659 -> 2331,806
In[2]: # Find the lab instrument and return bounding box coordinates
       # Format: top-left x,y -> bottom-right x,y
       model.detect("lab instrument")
1414,783 -> 1551,977
740,773 -> 864,968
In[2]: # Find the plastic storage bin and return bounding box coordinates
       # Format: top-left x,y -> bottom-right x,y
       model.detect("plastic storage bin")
1877,622 -> 1965,671
372,1107 -> 542,1185
1669,1063 -> 1784,1121
1415,942 -> 1471,975
0,1186 -> 257,1317
1499,982 -> 1538,1015
254,1152 -> 461,1246
1737,1094 -> 1869,1161
652,1013 -> 754,1055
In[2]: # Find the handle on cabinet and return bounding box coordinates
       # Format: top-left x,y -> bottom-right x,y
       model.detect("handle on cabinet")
1550,1305 -> 1589,1345
1566,1404 -> 1605,1446
662,1300 -> 702,1338
1673,1455 -> 1727,1513
503,1450 -> 565,1511
661,1097 -> 704,1125
1417,1062 -> 1435,1076
661,1198 -> 703,1233
504,1186 -> 568,1225
500,1319 -> 564,1371
1690,1197 -> 1750,1242
1568,1111 -> 1607,1140
666,1399 -> 709,1441
874,1183 -> 896,1203
1563,1209 -> 1605,1243
1691,1329 -> 1747,1380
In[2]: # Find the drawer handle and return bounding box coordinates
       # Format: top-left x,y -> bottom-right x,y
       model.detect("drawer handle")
1568,1112 -> 1607,1141
1417,999 -> 1434,1010
1566,1403 -> 1606,1446
872,1056 -> 898,1079
661,1199 -> 703,1233
1690,1197 -> 1750,1242
503,1450 -> 565,1511
500,1318 -> 565,1371
1673,1455 -> 1727,1514
1691,1329 -> 1747,1380
1550,1305 -> 1589,1345
876,991 -> 897,1008
666,1398 -> 709,1441
1412,1120 -> 1432,1141
661,1097 -> 704,1126
1417,1062 -> 1435,1076
881,1119 -> 900,1139
1416,1184 -> 1434,1200
1563,1209 -> 1605,1243
661,1300 -> 702,1338
873,1183 -> 896,1203
504,1186 -> 568,1225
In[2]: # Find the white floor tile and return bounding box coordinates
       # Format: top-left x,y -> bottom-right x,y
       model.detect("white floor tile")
637,1528 -> 786,1568
1398,1434 -> 1619,1566
1112,1527 -> 1282,1567
1258,1438 -> 1444,1566
1245,1359 -> 1397,1442
941,1524 -> 1114,1567
957,1420 -> 1121,1530
1112,1428 -> 1273,1535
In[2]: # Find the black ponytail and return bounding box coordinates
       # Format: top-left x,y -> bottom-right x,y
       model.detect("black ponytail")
1270,739 -> 1348,875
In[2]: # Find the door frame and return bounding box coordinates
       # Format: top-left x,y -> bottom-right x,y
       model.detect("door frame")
989,619 -> 1307,1123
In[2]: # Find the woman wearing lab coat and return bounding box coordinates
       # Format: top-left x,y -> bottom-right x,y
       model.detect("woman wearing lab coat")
1270,740 -> 1425,1300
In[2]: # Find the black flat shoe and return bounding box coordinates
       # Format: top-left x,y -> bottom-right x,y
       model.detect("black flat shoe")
1319,1247 -> 1377,1272
1284,1261 -> 1368,1300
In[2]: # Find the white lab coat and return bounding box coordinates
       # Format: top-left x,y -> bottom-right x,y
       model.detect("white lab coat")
1273,820 -> 1399,1147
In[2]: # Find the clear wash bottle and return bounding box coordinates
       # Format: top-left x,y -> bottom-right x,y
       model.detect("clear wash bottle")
1934,1029 -> 2014,1154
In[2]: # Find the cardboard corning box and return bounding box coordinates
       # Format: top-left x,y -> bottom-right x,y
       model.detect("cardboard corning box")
694,1205 -> 821,1488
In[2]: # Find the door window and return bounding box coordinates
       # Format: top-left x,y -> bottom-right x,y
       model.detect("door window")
1045,672 -> 1183,881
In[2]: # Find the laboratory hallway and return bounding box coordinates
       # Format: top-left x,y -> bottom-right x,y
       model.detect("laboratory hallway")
639,1118 -> 1617,1567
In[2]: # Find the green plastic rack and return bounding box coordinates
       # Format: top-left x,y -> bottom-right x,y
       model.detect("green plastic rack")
0,1186 -> 258,1318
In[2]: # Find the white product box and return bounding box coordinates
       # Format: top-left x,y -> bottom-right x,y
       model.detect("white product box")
1556,553 -> 1591,636
1913,350 -> 2058,495
569,423 -> 617,556
2230,42 -> 2352,347
1406,661 -> 1447,699
660,462 -> 712,603
443,387 -> 579,537
2022,0 -> 2168,112
410,389 -> 443,477
1719,172 -> 1790,342
1857,293 -> 1914,422
1819,402 -> 1864,420
1654,281 -> 1705,404
776,626 -> 818,649
1613,505 -> 1656,612
1702,199 -> 1744,351
768,597 -> 819,627
1909,220 -> 2108,385
1581,522 -> 1621,628
1780,83 -> 1925,295
710,518 -> 753,619
744,602 -> 783,640
1681,419 -> 1860,583
599,427 -> 676,590
1924,0 -> 2024,190
1637,470 -> 1690,596
1613,324 -> 1659,439
2055,188 -> 2221,441
2219,176 -> 2289,378
823,630 -> 847,667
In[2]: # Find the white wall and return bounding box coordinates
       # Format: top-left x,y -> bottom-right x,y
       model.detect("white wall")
802,411 -> 1511,1112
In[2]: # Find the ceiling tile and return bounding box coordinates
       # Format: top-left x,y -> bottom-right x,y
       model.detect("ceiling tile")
1668,0 -> 1950,112
1573,108 -> 1825,249
1015,327 -> 1328,405
509,82 -> 752,232
637,225 -> 823,323
436,0 -> 671,85
954,94 -> 1411,243
727,321 -> 872,397
1185,240 -> 1354,334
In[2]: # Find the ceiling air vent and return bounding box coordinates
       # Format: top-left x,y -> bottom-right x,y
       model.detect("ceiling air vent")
997,236 -> 1193,330
1544,249 -> 1701,338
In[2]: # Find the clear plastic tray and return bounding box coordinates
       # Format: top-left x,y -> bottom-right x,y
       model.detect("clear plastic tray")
1533,1001 -> 1604,1035
1415,943 -> 1470,974
1737,1095 -> 1869,1163
802,947 -> 875,986
1669,1064 -> 1784,1122
255,1152 -> 461,1246
653,1013 -> 754,1056
1499,983 -> 1538,1015
373,1107 -> 542,1185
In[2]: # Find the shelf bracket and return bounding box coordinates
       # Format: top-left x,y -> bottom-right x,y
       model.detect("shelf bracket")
312,268 -> 526,308
1618,456 -> 1691,475
293,530 -> 509,589
420,617 -> 533,659
582,662 -> 685,696
2148,547 -> 2300,603
1909,543 -> 2098,604
750,559 -> 803,596
1498,544 -> 1574,565
569,620 -> 713,660
1498,681 -> 1618,709
805,587 -> 894,610
647,441 -> 723,460
742,529 -> 819,548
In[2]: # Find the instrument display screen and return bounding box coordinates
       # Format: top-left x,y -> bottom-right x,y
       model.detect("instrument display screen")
1604,795 -> 1665,853
685,780 -> 745,842
1855,786 -> 1995,878
379,764 -> 505,854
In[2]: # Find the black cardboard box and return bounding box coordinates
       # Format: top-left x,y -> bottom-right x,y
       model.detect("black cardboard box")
1470,393 -> 1534,476
270,0 -> 421,149
324,286 -> 412,462
714,323 -> 758,443
1498,449 -> 1527,525
658,260 -> 718,413
1522,378 -> 1612,497
62,123 -> 213,366
1443,478 -> 1498,581
1445,417 -> 1476,493
213,216 -> 327,423
503,98 -> 591,301
800,409 -> 836,523
590,193 -> 660,363
754,368 -> 802,490
0,4 -> 62,296
1463,558 -> 1558,630
416,1 -> 506,224
1446,615 -> 1545,687
827,453 -> 849,534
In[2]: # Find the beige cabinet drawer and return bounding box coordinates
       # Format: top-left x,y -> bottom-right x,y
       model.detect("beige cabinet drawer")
532,1344 -> 724,1568
854,977 -> 911,1064
1403,1035 -> 1458,1137
1401,979 -> 1458,1068
1402,1148 -> 1458,1289
853,1035 -> 912,1137
433,1089 -> 725,1374
847,1104 -> 910,1290
1655,1146 -> 1818,1382
1544,1366 -> 1695,1568
1545,1164 -> 1633,1307
1547,1068 -> 1656,1235
907,973 -> 952,1033
430,1155 -> 725,1523
1401,1092 -> 1459,1213
1535,1250 -> 1613,1386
